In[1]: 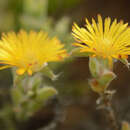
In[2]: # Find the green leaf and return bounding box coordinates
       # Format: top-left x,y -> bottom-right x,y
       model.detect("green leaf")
11,88 -> 23,105
41,66 -> 58,80
89,79 -> 107,94
98,70 -> 116,86
120,58 -> 130,68
27,74 -> 42,92
55,17 -> 70,35
89,57 -> 113,78
89,57 -> 101,78
71,48 -> 92,57
23,0 -> 48,17
24,87 -> 57,118
36,87 -> 58,103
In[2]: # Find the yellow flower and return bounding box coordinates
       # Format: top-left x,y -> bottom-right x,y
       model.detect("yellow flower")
72,15 -> 130,62
0,30 -> 67,75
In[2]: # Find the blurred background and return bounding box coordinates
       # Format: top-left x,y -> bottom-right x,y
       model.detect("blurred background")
0,0 -> 130,130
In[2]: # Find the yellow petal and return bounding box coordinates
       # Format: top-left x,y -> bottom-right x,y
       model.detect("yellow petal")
0,30 -> 67,75
0,65 -> 10,70
72,15 -> 130,61
16,68 -> 26,75
27,69 -> 33,76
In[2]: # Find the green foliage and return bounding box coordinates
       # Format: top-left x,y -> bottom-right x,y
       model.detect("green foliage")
89,57 -> 113,78
41,66 -> 58,81
97,70 -> 116,86
0,0 -> 75,128
48,0 -> 80,14
89,57 -> 116,94
8,73 -> 57,121
0,0 -> 129,130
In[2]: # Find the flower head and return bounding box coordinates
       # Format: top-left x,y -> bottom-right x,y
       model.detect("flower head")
72,15 -> 130,62
0,30 -> 67,75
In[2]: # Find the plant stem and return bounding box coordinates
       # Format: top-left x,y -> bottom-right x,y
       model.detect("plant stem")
97,92 -> 119,130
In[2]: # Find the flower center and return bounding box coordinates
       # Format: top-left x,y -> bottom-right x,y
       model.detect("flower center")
102,38 -> 111,45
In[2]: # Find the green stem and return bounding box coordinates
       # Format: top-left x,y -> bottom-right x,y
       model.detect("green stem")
89,57 -> 118,130
98,93 -> 119,130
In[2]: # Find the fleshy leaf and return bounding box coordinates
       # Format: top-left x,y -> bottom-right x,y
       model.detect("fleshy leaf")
36,87 -> 58,103
89,57 -> 101,78
120,58 -> 130,68
41,66 -> 58,80
89,79 -> 107,94
70,48 -> 92,57
98,70 -> 116,86
11,88 -> 23,105
89,57 -> 113,78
